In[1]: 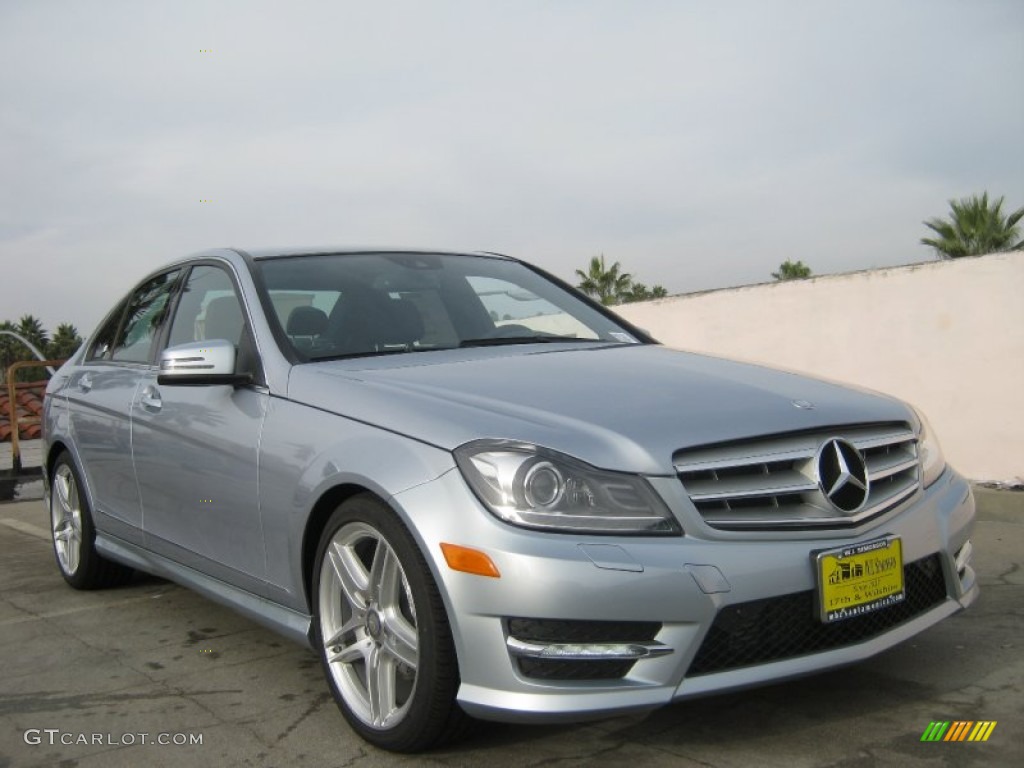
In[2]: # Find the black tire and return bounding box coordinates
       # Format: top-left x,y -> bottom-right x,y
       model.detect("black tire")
312,493 -> 471,752
49,451 -> 133,590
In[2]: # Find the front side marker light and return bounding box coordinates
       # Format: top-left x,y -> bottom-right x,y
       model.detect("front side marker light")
440,543 -> 501,578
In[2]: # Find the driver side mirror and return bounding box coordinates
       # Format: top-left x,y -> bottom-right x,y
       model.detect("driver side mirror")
157,339 -> 252,386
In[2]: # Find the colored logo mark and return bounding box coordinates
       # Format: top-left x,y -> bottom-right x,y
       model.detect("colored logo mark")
920,721 -> 997,742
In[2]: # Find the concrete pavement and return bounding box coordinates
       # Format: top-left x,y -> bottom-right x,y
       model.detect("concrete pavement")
0,493 -> 1021,767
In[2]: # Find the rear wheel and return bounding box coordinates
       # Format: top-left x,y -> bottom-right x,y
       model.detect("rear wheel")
312,494 -> 469,752
50,452 -> 133,589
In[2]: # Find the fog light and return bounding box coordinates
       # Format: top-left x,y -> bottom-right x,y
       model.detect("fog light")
506,637 -> 672,661
541,643 -> 640,659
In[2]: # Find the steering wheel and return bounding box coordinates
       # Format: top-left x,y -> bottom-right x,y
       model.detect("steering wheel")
489,323 -> 536,338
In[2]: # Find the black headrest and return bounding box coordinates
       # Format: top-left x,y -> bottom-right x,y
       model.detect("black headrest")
327,291 -> 424,353
383,298 -> 425,345
286,305 -> 329,336
204,296 -> 244,344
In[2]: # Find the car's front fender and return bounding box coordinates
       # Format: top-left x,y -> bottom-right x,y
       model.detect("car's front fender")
256,395 -> 455,611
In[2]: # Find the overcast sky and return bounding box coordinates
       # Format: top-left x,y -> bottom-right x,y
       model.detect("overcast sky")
2,0 -> 1022,334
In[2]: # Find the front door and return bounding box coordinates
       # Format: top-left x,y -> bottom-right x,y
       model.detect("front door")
131,264 -> 268,586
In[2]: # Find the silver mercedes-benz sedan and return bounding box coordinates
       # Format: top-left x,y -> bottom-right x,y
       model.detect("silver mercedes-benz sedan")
43,247 -> 977,751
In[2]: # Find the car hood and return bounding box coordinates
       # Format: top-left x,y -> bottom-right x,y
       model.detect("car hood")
287,344 -> 914,475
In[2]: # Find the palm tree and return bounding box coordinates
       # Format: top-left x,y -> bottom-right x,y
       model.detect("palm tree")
0,320 -> 19,381
2,317 -> 53,383
575,255 -> 632,305
772,260 -> 813,281
48,323 -> 83,360
921,193 -> 1024,259
16,314 -> 49,351
621,282 -> 669,303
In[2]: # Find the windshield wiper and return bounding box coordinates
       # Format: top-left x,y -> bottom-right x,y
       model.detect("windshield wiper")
458,336 -> 606,348
309,347 -> 419,362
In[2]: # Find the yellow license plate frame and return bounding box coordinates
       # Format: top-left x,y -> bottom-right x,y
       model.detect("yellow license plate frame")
815,536 -> 904,623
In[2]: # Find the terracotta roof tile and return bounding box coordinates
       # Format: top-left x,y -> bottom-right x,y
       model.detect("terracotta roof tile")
0,380 -> 47,443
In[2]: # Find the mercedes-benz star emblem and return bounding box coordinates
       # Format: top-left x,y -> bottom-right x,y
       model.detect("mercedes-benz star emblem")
816,438 -> 869,513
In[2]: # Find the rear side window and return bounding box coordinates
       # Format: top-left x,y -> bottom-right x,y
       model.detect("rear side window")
109,270 -> 181,363
86,299 -> 128,361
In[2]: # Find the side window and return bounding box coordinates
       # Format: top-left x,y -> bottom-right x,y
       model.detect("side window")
167,266 -> 247,349
110,270 -> 181,363
86,299 -> 128,361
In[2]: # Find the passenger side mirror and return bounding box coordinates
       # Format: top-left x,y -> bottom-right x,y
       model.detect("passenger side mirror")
157,339 -> 252,386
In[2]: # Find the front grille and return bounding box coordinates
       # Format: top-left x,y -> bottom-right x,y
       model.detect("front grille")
687,554 -> 948,676
507,618 -> 661,681
675,424 -> 920,530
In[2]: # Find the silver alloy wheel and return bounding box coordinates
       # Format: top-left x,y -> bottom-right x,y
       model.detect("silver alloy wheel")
319,521 -> 420,730
51,463 -> 83,575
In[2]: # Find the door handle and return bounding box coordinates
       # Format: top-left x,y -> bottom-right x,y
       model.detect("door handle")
78,373 -> 93,393
140,386 -> 162,412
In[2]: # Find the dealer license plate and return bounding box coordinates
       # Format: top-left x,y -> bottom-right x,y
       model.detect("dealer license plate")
815,536 -> 904,624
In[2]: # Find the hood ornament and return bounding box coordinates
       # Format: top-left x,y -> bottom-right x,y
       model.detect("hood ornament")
792,399 -> 815,410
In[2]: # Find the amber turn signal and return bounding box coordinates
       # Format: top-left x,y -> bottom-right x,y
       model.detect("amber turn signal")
440,543 -> 501,578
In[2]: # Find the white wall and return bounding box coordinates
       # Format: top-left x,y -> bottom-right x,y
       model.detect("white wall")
617,252 -> 1024,483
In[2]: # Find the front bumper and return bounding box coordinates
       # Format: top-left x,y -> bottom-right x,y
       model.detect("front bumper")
392,466 -> 976,723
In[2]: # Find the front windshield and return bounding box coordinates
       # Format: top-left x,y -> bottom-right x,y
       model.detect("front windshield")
253,252 -> 647,361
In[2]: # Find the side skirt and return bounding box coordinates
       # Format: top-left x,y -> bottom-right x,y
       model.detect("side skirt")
96,532 -> 314,648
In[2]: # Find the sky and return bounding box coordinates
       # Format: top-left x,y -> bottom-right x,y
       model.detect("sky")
1,0 -> 1022,335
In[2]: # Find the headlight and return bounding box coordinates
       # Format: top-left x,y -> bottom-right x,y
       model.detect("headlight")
454,440 -> 682,535
915,408 -> 946,488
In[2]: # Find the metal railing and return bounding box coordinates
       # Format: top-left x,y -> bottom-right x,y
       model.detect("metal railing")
5,359 -> 65,473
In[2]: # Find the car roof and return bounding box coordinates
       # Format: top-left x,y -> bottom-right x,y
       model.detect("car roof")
231,246 -> 512,261
124,247 -> 518,294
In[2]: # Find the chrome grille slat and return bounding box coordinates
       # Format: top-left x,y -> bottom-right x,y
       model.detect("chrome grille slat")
675,424 -> 921,531
849,430 -> 916,451
861,475 -> 918,515
687,470 -> 819,502
673,447 -> 818,473
866,453 -> 918,481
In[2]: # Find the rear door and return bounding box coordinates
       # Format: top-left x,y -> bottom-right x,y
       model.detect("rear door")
66,269 -> 182,543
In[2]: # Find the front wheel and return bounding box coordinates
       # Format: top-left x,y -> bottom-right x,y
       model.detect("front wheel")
312,494 -> 470,752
